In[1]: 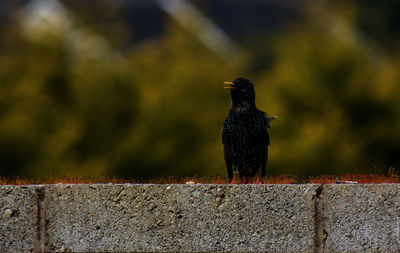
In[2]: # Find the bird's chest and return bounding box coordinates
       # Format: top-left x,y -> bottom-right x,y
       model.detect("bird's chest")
223,112 -> 264,141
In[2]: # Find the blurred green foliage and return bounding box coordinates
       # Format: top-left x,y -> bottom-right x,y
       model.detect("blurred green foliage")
0,1 -> 399,179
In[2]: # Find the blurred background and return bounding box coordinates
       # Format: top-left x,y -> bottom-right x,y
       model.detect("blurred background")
0,0 -> 400,179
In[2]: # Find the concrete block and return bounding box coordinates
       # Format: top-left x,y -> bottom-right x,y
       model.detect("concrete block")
0,185 -> 42,253
45,184 -> 319,252
321,184 -> 400,252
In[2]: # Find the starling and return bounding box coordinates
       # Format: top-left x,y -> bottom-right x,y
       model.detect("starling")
222,77 -> 276,180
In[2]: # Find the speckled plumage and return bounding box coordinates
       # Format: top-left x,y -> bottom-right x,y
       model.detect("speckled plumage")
222,78 -> 273,179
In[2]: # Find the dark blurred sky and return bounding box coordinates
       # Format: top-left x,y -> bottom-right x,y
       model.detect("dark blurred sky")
0,0 -> 302,43
2,0 -> 399,49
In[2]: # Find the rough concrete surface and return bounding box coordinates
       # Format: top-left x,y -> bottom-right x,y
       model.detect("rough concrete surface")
0,185 -> 42,253
321,184 -> 400,252
3,183 -> 400,252
44,184 -> 318,252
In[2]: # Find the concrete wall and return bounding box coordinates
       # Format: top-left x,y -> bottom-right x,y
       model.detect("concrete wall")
1,184 -> 400,252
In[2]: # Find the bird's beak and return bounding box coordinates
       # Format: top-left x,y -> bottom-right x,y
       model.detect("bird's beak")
224,81 -> 233,89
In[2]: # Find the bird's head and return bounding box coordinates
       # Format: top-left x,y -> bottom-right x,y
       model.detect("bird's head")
224,77 -> 255,106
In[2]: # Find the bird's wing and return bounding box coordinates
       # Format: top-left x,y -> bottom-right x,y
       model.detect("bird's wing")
222,121 -> 233,179
264,127 -> 270,146
262,113 -> 271,146
222,120 -> 230,144
223,144 -> 233,179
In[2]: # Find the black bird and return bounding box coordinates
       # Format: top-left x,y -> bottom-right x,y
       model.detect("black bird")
222,77 -> 276,180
